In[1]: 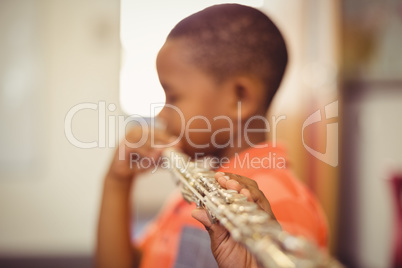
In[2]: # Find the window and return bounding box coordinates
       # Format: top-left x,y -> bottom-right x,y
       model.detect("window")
120,0 -> 264,117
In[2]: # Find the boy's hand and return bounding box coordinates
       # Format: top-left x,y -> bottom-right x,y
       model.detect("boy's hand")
191,172 -> 278,268
98,124 -> 179,268
107,125 -> 179,182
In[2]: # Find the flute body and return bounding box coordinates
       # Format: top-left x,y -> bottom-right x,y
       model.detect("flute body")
163,148 -> 343,268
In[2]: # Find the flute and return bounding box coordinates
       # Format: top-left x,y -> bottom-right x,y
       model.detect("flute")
162,148 -> 343,268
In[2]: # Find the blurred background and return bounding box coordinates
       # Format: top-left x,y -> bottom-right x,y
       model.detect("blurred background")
0,0 -> 401,267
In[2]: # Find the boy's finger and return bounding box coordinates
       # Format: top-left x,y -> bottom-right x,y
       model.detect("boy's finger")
239,188 -> 253,201
216,174 -> 229,186
191,208 -> 229,248
191,208 -> 212,229
227,173 -> 258,188
215,172 -> 275,219
245,187 -> 275,218
226,179 -> 244,192
215,172 -> 257,188
216,176 -> 246,193
215,173 -> 255,194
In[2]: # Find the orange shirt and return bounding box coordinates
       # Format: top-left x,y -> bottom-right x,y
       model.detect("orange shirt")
138,143 -> 328,268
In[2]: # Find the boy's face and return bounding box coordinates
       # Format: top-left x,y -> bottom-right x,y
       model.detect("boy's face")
156,39 -> 234,156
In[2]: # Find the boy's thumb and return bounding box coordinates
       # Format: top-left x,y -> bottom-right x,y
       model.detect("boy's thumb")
192,208 -> 230,253
191,208 -> 212,230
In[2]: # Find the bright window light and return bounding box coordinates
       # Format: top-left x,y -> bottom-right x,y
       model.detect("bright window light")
120,0 -> 264,117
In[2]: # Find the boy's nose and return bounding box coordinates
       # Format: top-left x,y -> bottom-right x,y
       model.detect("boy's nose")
157,106 -> 167,121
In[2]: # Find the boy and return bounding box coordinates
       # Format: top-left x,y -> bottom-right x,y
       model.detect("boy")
96,4 -> 328,268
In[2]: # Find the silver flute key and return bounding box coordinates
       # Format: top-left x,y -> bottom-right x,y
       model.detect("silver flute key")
162,148 -> 344,268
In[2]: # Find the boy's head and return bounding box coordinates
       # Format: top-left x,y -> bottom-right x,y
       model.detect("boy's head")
157,4 -> 288,157
167,4 -> 288,106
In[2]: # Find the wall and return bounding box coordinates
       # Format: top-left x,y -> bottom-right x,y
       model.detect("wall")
339,0 -> 402,267
0,0 -> 120,256
341,83 -> 402,268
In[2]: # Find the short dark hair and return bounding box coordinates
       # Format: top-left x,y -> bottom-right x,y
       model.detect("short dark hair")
167,4 -> 288,107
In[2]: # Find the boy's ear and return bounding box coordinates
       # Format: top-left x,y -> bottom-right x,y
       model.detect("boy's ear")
224,76 -> 265,120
